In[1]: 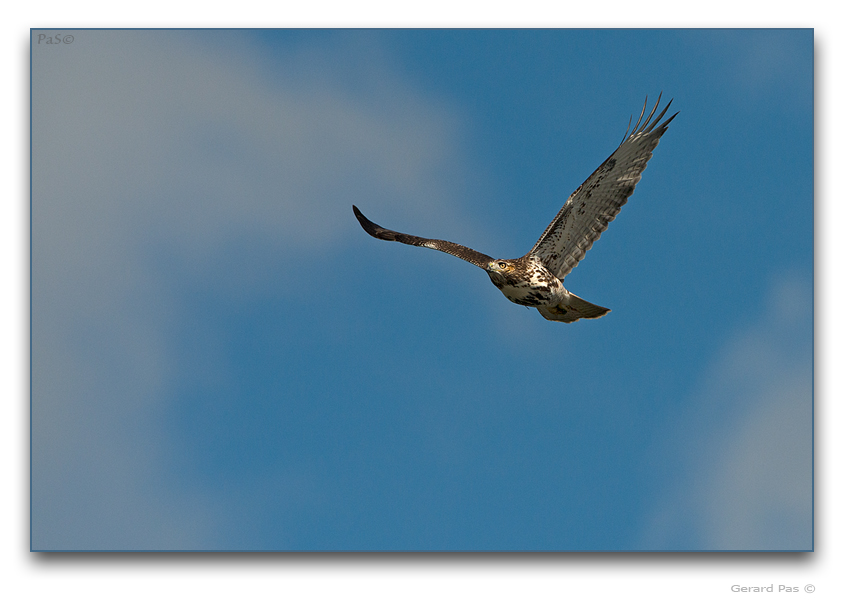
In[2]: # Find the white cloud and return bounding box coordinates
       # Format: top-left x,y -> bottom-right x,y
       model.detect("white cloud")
642,273 -> 812,550
31,30 -> 472,549
33,31 -> 477,275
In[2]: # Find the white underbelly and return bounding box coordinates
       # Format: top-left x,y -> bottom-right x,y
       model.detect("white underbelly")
498,279 -> 567,307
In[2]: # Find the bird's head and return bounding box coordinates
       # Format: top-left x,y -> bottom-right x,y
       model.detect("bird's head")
487,259 -> 514,274
486,259 -> 515,285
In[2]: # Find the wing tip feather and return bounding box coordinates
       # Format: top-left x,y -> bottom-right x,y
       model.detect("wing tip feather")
626,93 -> 678,141
352,204 -> 396,241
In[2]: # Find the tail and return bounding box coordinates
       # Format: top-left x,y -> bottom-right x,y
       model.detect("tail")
537,293 -> 610,323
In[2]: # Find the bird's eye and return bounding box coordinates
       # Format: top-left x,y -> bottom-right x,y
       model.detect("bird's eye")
498,262 -> 508,269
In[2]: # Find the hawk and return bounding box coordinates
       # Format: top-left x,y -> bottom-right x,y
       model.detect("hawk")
353,95 -> 677,323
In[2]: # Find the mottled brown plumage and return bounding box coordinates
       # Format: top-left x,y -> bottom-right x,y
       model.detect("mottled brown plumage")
354,95 -> 677,323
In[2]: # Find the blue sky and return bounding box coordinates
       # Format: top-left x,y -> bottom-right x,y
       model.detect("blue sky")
31,29 -> 813,551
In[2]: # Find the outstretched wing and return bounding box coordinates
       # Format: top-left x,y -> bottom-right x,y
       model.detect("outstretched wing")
353,205 -> 493,269
528,95 -> 677,280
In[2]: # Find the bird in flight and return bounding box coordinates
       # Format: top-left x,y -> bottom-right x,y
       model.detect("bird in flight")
353,95 -> 677,323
